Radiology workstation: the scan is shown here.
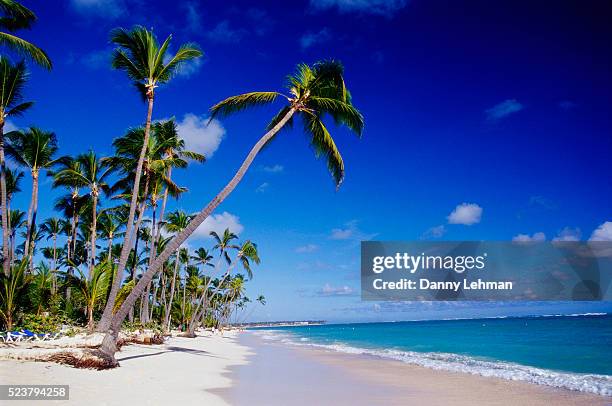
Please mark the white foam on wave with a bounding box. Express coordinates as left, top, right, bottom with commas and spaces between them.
252, 330, 612, 396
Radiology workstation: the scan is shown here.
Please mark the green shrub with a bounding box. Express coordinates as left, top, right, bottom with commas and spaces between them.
16, 314, 64, 333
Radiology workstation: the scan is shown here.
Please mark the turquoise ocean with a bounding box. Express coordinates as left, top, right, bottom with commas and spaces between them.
253, 313, 612, 396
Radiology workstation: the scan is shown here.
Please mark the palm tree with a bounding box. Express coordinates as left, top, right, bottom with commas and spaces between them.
39, 217, 61, 291
5, 127, 59, 263
29, 261, 52, 315
0, 56, 32, 275
0, 1, 51, 69
161, 209, 192, 331
191, 247, 214, 269
148, 119, 203, 274
65, 262, 112, 331
3, 167, 22, 265
100, 60, 363, 361
5, 208, 23, 261
53, 151, 111, 277
50, 158, 86, 263
210, 229, 239, 268
98, 27, 202, 333
0, 257, 28, 329
97, 211, 123, 262
187, 237, 251, 335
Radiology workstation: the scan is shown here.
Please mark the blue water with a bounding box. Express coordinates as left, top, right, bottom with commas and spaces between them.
254, 314, 612, 396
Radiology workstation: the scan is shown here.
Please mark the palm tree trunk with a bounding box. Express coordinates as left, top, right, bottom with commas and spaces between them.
89, 192, 98, 279
98, 95, 155, 332
52, 235, 57, 294
24, 169, 38, 263
150, 165, 170, 265
0, 122, 10, 276
163, 251, 180, 332
107, 238, 113, 263
100, 108, 296, 360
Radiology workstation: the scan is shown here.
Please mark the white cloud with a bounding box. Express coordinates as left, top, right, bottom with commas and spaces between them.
309, 0, 408, 16
206, 21, 245, 43
330, 220, 377, 240
81, 49, 110, 69
317, 283, 354, 296
190, 211, 244, 240
300, 28, 331, 49
447, 203, 482, 225
485, 99, 524, 121
552, 227, 581, 242
255, 182, 269, 193
589, 221, 612, 241
175, 114, 225, 158
260, 164, 284, 173
295, 244, 319, 253
175, 57, 203, 78
422, 225, 446, 239
184, 2, 202, 32
70, 0, 126, 18
4, 119, 18, 132
512, 232, 546, 242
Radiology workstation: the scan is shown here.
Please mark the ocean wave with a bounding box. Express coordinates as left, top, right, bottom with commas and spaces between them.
253, 330, 612, 396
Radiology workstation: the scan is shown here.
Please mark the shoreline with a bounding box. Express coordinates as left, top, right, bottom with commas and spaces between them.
1, 330, 609, 405
221, 331, 610, 405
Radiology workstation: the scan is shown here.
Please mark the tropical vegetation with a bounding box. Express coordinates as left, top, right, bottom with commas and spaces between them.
0, 0, 364, 368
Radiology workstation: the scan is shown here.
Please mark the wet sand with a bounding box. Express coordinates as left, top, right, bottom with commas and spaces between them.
220, 332, 609, 406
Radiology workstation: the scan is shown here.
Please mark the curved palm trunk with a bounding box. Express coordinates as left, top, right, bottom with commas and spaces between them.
99, 108, 296, 361
89, 192, 98, 279
98, 95, 155, 332
0, 122, 10, 276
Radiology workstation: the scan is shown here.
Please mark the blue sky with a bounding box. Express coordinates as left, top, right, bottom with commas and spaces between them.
5, 0, 612, 322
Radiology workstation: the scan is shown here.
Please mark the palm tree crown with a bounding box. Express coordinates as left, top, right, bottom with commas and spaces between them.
5, 127, 58, 172
210, 60, 364, 186
0, 0, 51, 69
0, 56, 32, 124
110, 25, 202, 100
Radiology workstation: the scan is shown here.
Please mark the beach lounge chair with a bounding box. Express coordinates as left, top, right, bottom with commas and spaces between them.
2, 331, 29, 342
20, 329, 61, 341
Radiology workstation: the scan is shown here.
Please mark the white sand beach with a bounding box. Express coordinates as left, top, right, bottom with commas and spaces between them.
0, 331, 250, 405
1, 331, 609, 406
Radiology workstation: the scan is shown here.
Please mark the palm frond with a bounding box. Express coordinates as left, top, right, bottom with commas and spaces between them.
0, 32, 51, 69
303, 113, 345, 187
209, 92, 280, 119
308, 96, 364, 136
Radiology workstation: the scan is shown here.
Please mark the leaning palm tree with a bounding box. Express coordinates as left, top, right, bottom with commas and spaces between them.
53, 151, 111, 277
0, 56, 31, 275
5, 127, 59, 262
99, 60, 363, 361
0, 0, 51, 69
97, 27, 202, 332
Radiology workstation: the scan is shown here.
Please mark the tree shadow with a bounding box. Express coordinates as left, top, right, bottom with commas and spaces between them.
116, 345, 220, 362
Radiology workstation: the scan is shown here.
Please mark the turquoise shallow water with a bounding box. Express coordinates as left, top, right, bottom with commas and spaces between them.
254, 314, 612, 396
